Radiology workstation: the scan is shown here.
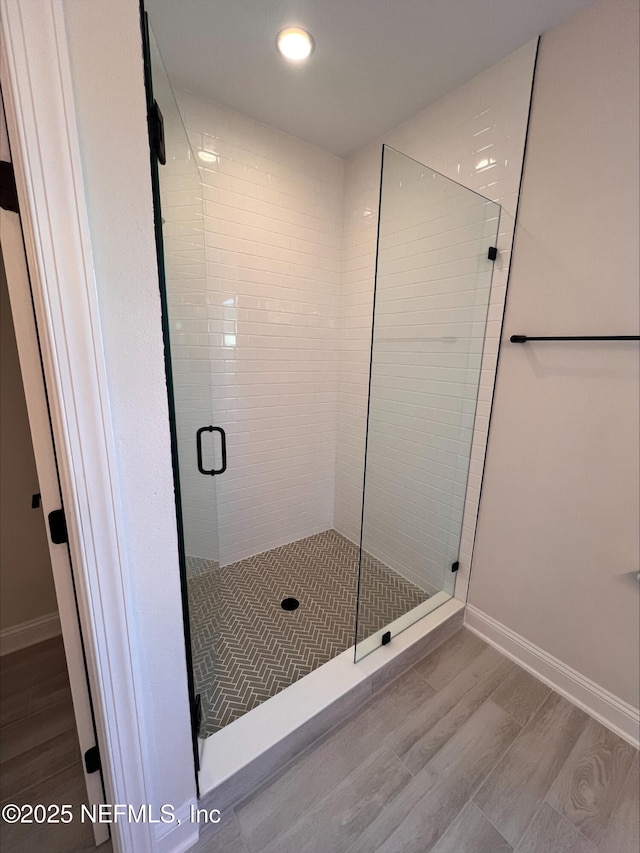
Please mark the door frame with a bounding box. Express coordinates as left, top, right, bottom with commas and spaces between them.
0, 205, 109, 847
1, 2, 163, 851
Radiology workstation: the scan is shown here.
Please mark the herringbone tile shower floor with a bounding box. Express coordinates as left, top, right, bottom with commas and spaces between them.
187, 530, 428, 735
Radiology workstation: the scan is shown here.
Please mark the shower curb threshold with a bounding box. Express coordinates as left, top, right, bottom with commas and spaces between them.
197, 597, 464, 811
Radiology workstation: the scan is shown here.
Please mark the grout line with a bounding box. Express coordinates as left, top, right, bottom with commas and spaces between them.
230, 807, 252, 853
541, 803, 599, 852
472, 791, 516, 853
409, 662, 434, 687
464, 698, 524, 805
485, 661, 549, 728
388, 745, 417, 779
471, 692, 553, 803
0, 694, 75, 738
466, 799, 515, 851
479, 693, 590, 849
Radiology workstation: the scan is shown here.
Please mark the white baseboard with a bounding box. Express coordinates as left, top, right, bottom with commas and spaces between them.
0, 611, 61, 656
465, 605, 639, 749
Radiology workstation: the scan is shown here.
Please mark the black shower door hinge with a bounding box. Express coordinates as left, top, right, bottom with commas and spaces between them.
451, 561, 460, 573
48, 508, 68, 545
487, 246, 497, 261
0, 161, 19, 213
149, 100, 166, 165
84, 745, 101, 774
192, 693, 202, 738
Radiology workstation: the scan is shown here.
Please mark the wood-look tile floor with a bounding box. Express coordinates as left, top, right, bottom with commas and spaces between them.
0, 637, 111, 852
193, 629, 639, 853
3, 632, 637, 852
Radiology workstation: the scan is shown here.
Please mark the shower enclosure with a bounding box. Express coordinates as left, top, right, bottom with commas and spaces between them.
146, 23, 500, 744
356, 147, 500, 659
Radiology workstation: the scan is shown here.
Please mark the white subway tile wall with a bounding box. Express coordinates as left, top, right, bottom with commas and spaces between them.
161, 40, 537, 591
335, 42, 538, 602
157, 68, 221, 563
169, 92, 344, 566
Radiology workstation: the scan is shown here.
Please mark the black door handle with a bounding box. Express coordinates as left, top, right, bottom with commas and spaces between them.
196, 426, 227, 476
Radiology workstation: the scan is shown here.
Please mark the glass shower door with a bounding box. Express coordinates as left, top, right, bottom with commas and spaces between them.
147, 25, 222, 739
355, 146, 500, 659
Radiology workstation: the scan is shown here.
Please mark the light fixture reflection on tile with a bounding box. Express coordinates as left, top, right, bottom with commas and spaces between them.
475, 157, 496, 172
198, 150, 219, 163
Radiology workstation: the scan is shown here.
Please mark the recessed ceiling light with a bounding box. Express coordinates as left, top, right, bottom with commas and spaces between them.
276, 27, 314, 62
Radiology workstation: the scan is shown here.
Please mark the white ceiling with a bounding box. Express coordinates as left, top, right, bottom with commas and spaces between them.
146, 0, 594, 157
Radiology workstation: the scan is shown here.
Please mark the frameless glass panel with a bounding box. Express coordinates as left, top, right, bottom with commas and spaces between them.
355, 145, 500, 660
149, 30, 221, 734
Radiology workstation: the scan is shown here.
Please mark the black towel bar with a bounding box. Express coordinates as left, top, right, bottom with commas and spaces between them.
510, 335, 640, 343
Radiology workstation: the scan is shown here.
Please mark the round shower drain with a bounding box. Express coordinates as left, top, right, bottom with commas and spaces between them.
280, 597, 300, 611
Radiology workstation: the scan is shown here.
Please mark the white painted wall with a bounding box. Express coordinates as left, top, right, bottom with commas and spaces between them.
168, 90, 344, 567
469, 0, 639, 711
335, 42, 538, 603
